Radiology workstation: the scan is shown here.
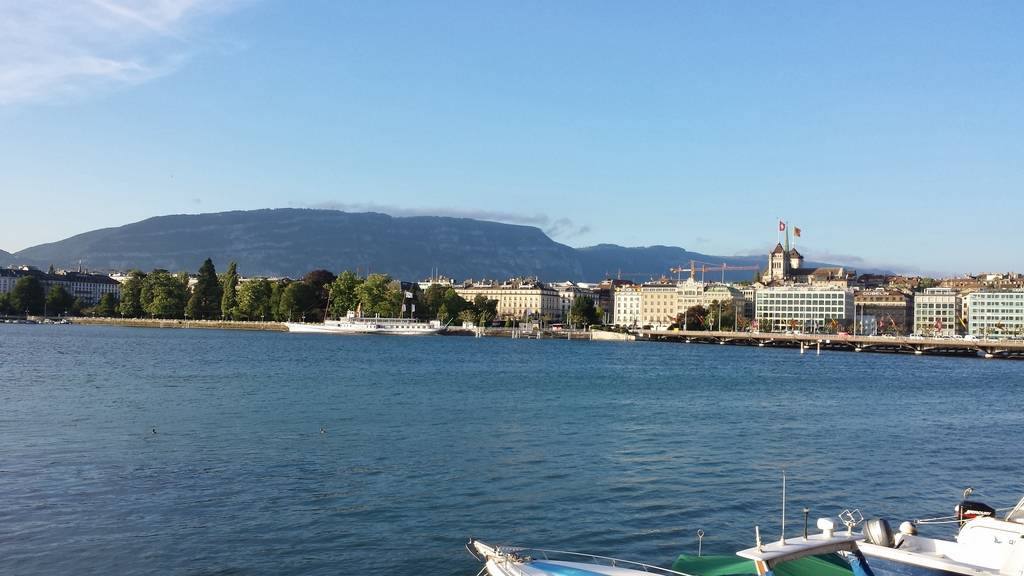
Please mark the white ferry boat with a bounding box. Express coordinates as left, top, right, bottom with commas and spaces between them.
284, 310, 445, 336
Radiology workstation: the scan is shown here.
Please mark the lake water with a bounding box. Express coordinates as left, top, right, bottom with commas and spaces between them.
1, 324, 1022, 575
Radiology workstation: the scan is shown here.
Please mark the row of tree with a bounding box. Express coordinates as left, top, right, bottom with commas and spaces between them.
2, 260, 606, 327
108, 260, 505, 324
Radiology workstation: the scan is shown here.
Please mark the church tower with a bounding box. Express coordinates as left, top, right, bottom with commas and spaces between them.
788, 247, 804, 271
766, 243, 789, 282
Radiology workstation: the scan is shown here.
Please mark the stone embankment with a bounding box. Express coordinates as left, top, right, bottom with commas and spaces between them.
72, 317, 287, 331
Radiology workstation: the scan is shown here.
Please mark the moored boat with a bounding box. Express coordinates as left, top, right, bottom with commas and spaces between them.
737, 490, 1024, 576
467, 539, 693, 576
284, 310, 445, 335
468, 488, 1024, 576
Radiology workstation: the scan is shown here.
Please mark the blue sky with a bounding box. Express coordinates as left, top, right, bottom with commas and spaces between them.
1, 1, 1021, 276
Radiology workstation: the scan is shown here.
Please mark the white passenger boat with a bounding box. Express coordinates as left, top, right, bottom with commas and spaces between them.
284, 310, 445, 335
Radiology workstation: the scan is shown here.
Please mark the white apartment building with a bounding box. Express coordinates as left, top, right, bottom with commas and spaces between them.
613, 284, 642, 328
755, 286, 854, 333
966, 290, 1024, 339
913, 287, 962, 337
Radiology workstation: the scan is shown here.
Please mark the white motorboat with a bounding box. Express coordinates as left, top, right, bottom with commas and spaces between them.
470, 489, 1024, 576
736, 490, 1024, 576
285, 311, 445, 335
467, 539, 694, 576
851, 492, 1024, 576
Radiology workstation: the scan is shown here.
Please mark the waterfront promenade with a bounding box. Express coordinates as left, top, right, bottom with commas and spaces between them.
640, 329, 1024, 359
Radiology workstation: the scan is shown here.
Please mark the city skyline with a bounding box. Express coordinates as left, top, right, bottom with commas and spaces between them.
2, 1, 1022, 276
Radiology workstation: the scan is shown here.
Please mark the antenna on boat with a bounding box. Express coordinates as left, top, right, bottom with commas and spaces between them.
779, 469, 787, 543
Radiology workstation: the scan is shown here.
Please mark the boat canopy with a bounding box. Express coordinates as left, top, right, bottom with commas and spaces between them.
673, 553, 852, 576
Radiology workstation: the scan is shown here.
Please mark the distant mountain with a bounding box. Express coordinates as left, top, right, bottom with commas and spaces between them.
12, 208, 865, 281
15, 209, 584, 280
0, 249, 15, 267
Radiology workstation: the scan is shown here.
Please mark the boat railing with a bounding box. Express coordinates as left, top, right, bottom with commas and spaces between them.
1006, 496, 1024, 523
493, 546, 694, 576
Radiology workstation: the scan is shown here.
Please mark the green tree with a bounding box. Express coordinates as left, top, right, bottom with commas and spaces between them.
303, 269, 336, 313
220, 262, 239, 320
269, 280, 287, 321
472, 294, 498, 326
417, 283, 447, 320
0, 292, 11, 315
11, 275, 45, 315
46, 284, 75, 316
237, 278, 273, 321
327, 270, 363, 318
141, 269, 188, 318
279, 281, 318, 321
703, 300, 736, 331
682, 305, 709, 330
95, 293, 119, 317
117, 270, 146, 318
186, 258, 221, 320
438, 287, 470, 322
357, 274, 402, 317
457, 308, 477, 325
568, 295, 599, 328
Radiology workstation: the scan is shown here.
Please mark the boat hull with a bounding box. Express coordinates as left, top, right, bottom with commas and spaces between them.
469, 540, 688, 576
283, 321, 444, 336
852, 554, 968, 576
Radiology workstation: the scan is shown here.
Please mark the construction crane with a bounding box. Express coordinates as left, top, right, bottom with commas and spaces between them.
671, 260, 761, 283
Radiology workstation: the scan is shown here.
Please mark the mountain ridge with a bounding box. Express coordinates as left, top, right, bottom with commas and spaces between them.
11, 208, 864, 281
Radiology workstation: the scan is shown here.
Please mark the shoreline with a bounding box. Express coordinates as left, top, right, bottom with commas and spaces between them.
17, 318, 1023, 359
69, 317, 288, 331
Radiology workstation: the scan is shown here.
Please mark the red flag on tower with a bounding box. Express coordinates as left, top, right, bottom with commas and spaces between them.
794, 227, 802, 237
778, 220, 786, 232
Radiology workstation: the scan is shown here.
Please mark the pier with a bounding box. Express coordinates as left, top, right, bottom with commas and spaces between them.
638, 329, 1024, 359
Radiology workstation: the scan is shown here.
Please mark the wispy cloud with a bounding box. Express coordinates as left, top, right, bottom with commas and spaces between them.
300, 201, 592, 240
0, 0, 244, 105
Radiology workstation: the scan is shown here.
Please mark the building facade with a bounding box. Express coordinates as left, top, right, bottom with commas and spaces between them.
454, 278, 561, 321
912, 287, 962, 337
855, 289, 913, 335
550, 281, 595, 325
754, 286, 854, 333
612, 284, 642, 328
1, 267, 120, 307
639, 282, 677, 329
966, 291, 1024, 339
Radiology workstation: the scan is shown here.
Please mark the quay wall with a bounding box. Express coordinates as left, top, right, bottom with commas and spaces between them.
71, 317, 287, 331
